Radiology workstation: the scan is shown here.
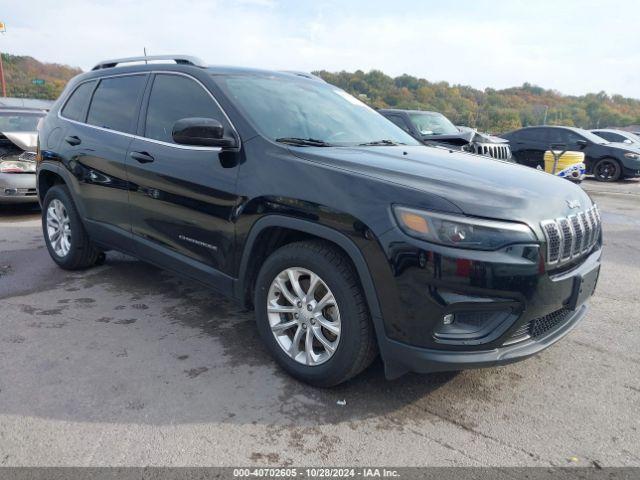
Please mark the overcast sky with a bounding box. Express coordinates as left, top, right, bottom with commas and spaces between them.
2, 0, 640, 98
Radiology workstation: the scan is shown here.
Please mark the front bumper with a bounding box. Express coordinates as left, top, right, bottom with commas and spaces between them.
0, 173, 38, 204
383, 304, 587, 377
374, 228, 601, 378
622, 166, 640, 178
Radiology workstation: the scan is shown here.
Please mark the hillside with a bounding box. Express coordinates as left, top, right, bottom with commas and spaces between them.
1, 53, 81, 100
315, 70, 640, 133
2, 53, 639, 133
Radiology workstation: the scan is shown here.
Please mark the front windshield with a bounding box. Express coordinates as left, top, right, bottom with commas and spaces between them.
627, 132, 640, 143
409, 112, 459, 135
214, 74, 420, 146
0, 111, 44, 132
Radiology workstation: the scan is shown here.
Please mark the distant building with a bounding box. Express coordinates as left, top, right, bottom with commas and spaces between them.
0, 97, 54, 110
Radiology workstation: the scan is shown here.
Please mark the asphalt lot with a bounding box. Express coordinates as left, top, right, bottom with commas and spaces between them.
0, 177, 639, 467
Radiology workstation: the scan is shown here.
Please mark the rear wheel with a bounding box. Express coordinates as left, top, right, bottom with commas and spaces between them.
593, 158, 621, 182
254, 240, 377, 387
42, 185, 103, 270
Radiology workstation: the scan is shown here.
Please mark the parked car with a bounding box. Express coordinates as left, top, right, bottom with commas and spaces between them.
591, 128, 640, 147
37, 55, 602, 386
379, 109, 512, 160
502, 126, 640, 182
0, 107, 46, 204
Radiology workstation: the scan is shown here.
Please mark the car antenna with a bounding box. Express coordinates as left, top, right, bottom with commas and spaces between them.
143, 47, 148, 64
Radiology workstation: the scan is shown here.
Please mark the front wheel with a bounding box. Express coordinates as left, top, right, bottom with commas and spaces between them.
254, 241, 377, 387
593, 158, 621, 182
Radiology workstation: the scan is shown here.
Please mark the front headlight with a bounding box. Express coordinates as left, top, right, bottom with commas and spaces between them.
624, 152, 640, 159
393, 206, 537, 250
0, 159, 36, 173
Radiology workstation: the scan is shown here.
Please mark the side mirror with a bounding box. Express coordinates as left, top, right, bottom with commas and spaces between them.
172, 117, 236, 147
576, 139, 588, 149
623, 139, 633, 144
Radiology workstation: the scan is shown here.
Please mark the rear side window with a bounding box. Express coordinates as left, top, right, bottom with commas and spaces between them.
595, 131, 623, 142
144, 74, 226, 144
61, 81, 96, 122
87, 75, 147, 133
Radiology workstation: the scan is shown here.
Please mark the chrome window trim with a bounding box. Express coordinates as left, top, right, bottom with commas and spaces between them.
58, 70, 240, 152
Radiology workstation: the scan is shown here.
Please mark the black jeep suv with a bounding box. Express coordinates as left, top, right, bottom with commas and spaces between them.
37, 55, 602, 386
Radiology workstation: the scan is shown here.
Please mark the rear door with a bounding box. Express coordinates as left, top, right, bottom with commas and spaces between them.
511, 128, 549, 168
126, 72, 240, 285
59, 74, 148, 251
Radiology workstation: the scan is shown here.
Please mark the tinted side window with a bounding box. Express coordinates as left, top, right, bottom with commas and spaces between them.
547, 129, 583, 145
597, 131, 623, 142
519, 128, 548, 142
87, 75, 147, 133
61, 81, 96, 122
145, 74, 225, 143
386, 115, 411, 133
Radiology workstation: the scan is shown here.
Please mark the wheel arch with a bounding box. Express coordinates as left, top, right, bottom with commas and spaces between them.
37, 162, 87, 217
593, 156, 622, 180
235, 215, 384, 324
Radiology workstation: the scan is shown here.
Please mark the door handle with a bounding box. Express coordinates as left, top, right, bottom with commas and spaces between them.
64, 135, 82, 146
130, 151, 155, 164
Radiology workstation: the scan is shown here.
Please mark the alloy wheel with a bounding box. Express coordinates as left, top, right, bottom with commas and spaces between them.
266, 267, 341, 366
596, 160, 618, 181
46, 199, 72, 257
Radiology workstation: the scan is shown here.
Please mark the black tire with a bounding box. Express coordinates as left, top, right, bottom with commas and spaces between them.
593, 158, 622, 182
42, 185, 102, 270
254, 240, 377, 387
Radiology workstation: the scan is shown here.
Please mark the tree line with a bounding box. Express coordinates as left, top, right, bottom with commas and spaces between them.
3, 54, 639, 134
314, 69, 640, 133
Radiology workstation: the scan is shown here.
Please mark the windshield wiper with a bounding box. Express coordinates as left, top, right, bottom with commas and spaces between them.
276, 137, 333, 147
359, 139, 404, 146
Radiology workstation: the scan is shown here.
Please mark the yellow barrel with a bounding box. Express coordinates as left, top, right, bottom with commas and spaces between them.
544, 150, 586, 174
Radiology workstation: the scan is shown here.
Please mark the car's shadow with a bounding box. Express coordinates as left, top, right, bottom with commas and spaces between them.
1, 252, 476, 428
0, 203, 41, 217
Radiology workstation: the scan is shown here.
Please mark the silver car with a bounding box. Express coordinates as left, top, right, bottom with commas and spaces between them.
0, 108, 45, 204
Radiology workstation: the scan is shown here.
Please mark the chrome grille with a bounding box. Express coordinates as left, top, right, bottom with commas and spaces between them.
570, 215, 584, 256
541, 205, 601, 266
473, 143, 511, 160
557, 218, 573, 260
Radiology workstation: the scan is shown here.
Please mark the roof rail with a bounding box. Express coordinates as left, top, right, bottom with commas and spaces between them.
92, 55, 207, 71
280, 71, 326, 83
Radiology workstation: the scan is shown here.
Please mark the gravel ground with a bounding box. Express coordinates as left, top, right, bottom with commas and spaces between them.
0, 177, 638, 467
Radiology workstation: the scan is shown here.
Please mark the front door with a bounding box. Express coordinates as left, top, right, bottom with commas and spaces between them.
126, 73, 240, 286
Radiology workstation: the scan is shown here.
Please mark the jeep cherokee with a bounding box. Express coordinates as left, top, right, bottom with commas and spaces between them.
36, 55, 602, 386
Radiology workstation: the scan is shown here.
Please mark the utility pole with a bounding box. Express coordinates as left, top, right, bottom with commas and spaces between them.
0, 53, 6, 97
542, 105, 549, 125
0, 21, 6, 97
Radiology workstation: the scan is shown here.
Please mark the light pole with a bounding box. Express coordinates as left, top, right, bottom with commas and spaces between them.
0, 21, 6, 97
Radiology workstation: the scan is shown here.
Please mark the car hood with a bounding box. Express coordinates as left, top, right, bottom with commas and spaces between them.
291, 145, 593, 225
606, 141, 640, 153
1, 132, 37, 152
